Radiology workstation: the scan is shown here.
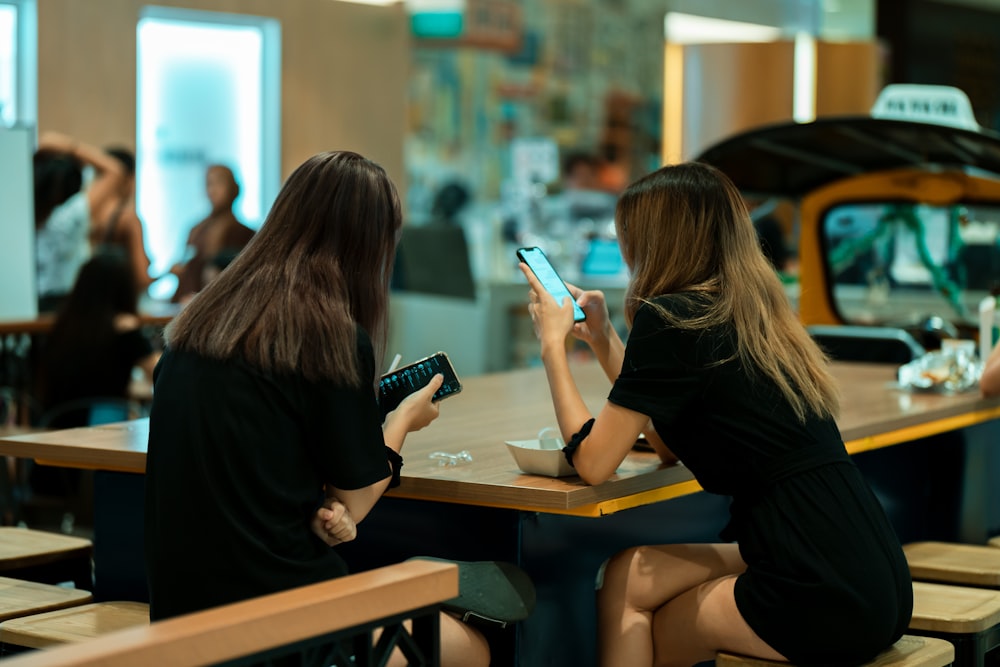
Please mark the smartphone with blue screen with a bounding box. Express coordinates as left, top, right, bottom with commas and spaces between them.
516, 246, 586, 322
378, 352, 462, 420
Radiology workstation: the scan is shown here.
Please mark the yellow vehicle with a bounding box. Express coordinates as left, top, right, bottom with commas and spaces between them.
698, 114, 1000, 351
698, 107, 1000, 546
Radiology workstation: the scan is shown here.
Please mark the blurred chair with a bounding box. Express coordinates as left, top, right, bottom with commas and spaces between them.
807, 325, 926, 364
390, 224, 487, 378
393, 224, 476, 300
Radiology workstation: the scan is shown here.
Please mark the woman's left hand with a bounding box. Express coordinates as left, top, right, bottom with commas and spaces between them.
520, 263, 576, 350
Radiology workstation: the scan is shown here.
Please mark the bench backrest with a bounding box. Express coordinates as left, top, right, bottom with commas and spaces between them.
0, 559, 458, 667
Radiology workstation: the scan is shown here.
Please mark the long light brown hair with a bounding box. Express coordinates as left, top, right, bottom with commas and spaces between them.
615, 161, 839, 420
166, 151, 401, 386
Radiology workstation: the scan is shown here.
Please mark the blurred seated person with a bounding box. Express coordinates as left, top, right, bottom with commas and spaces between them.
91, 146, 154, 295
392, 182, 476, 299
36, 248, 160, 427
28, 249, 160, 528
542, 151, 618, 229
595, 143, 629, 195
171, 164, 255, 303
561, 151, 601, 192
34, 132, 126, 312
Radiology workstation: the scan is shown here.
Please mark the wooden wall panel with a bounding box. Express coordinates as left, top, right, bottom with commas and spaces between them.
680, 41, 795, 161
816, 41, 883, 117
36, 0, 409, 186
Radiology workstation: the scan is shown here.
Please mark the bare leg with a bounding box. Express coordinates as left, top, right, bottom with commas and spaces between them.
385, 612, 490, 667
652, 575, 786, 667
597, 543, 773, 667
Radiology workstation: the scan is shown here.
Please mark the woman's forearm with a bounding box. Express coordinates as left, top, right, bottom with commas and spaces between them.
540, 340, 593, 443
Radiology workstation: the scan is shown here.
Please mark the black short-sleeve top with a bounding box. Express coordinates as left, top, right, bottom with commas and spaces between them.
607, 294, 847, 499
608, 295, 912, 665
144, 327, 390, 621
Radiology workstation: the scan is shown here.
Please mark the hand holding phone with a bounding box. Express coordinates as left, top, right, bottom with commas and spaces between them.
378, 352, 462, 420
516, 246, 586, 322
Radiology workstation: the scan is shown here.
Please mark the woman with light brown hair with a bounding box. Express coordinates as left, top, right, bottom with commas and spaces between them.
145, 151, 525, 667
521, 162, 911, 667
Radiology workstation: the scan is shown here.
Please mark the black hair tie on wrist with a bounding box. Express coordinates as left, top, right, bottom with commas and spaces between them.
385, 446, 403, 488
562, 418, 595, 468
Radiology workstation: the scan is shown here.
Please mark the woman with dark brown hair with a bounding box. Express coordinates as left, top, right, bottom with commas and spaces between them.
521, 162, 911, 667
145, 152, 510, 666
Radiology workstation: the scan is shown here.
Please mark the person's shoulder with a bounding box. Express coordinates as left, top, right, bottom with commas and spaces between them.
54, 191, 89, 217
668, 292, 715, 313
631, 293, 714, 335
42, 192, 90, 231
640, 293, 703, 317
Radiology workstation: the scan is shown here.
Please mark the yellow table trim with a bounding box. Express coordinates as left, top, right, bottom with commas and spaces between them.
844, 405, 1000, 455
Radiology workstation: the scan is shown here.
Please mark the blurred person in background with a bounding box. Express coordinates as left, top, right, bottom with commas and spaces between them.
171, 164, 255, 304
33, 132, 125, 312
28, 248, 160, 530
92, 146, 154, 295
35, 247, 159, 427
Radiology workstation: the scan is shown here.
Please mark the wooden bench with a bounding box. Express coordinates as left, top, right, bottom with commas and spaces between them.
0, 559, 458, 667
909, 581, 1000, 667
904, 542, 1000, 588
716, 634, 955, 667
0, 577, 92, 622
0, 528, 92, 591
0, 601, 149, 652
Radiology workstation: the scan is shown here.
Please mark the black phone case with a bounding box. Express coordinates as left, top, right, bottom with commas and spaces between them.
378, 352, 462, 419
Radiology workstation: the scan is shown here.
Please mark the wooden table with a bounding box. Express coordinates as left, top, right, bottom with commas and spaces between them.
0, 306, 179, 336
2, 362, 998, 514
1, 362, 998, 667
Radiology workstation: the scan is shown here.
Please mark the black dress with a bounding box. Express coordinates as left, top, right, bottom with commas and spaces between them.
607, 295, 912, 667
144, 328, 391, 622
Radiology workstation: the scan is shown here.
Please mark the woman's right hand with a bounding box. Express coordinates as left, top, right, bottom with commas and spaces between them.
312, 497, 357, 546
564, 281, 613, 347
388, 374, 444, 433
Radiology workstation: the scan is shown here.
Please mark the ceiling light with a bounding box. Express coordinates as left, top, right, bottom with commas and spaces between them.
664, 12, 782, 44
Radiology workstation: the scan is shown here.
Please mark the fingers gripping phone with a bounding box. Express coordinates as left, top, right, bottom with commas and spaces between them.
516, 246, 586, 322
378, 352, 462, 420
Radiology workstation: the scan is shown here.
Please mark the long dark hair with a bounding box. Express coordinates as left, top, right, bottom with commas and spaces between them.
166, 151, 402, 385
33, 150, 83, 228
615, 162, 839, 421
39, 249, 139, 406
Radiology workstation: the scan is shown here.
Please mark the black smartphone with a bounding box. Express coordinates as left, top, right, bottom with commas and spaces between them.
516, 246, 586, 322
378, 352, 462, 419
